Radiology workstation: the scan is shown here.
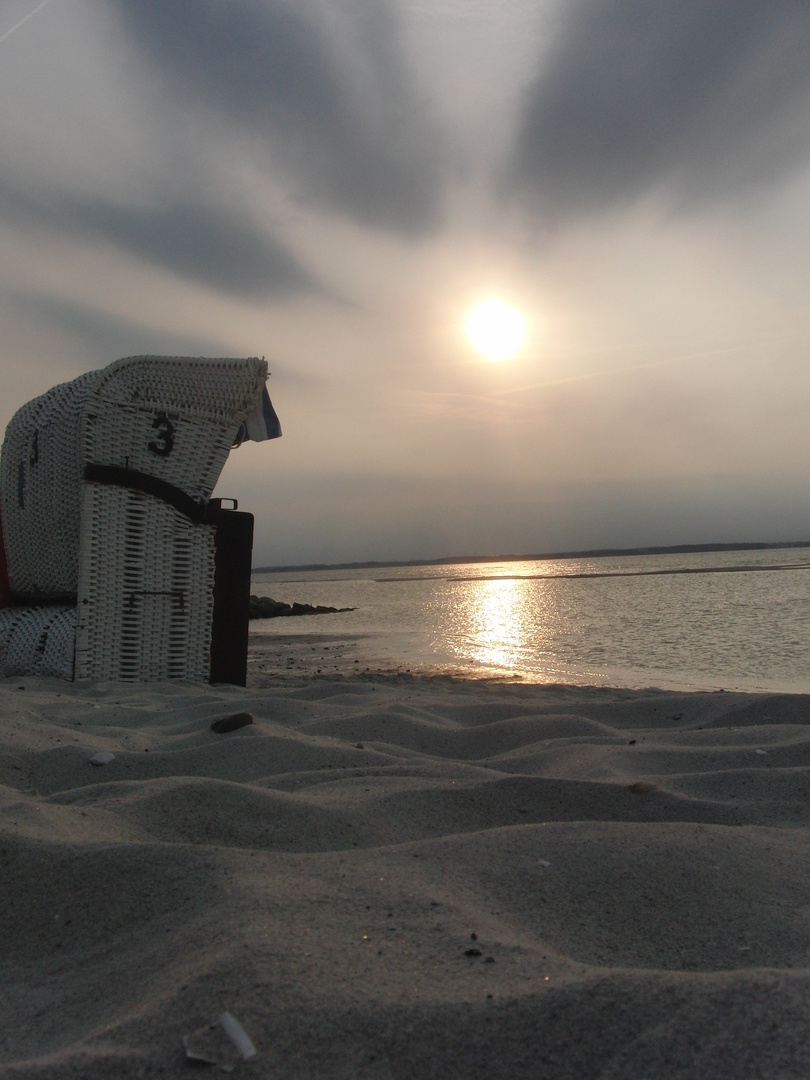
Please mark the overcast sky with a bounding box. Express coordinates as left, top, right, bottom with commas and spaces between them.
3, 0, 810, 565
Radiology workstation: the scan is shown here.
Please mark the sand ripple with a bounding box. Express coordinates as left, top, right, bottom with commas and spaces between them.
2, 670, 810, 1077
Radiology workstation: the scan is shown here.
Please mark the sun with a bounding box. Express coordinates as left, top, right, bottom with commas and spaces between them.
465, 299, 526, 361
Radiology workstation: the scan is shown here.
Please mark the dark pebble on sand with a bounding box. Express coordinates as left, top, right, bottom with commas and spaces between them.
465, 948, 483, 957
211, 712, 254, 734
627, 781, 656, 794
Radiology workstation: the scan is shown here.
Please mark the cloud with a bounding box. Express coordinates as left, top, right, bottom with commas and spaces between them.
0, 179, 319, 299
510, 0, 810, 216
9, 292, 240, 364
109, 0, 446, 235
61, 197, 320, 299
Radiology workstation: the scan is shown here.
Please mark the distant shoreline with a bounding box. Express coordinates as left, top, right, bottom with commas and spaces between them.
253, 539, 810, 575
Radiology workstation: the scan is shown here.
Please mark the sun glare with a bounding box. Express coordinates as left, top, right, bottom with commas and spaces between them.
465, 299, 526, 361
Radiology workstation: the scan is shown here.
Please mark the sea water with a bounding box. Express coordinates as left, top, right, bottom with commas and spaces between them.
251, 547, 810, 693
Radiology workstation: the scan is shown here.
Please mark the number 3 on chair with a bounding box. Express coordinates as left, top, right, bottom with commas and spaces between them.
148, 412, 175, 457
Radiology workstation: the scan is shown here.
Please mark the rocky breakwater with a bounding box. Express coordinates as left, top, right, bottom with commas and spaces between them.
249, 595, 356, 619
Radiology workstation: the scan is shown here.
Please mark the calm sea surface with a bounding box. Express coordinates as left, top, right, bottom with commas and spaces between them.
251, 548, 810, 693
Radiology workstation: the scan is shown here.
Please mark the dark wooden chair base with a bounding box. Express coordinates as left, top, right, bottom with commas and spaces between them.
209, 507, 254, 686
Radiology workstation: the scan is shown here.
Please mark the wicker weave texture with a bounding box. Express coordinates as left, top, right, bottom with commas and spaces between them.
0, 372, 97, 600
0, 606, 76, 679
0, 356, 267, 604
84, 356, 268, 503
75, 484, 216, 681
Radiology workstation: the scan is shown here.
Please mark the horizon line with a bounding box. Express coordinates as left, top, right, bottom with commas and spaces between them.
253, 539, 810, 575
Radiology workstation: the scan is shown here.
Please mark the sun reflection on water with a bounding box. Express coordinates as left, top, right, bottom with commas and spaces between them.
255, 548, 810, 692
434, 575, 568, 676
463, 577, 526, 668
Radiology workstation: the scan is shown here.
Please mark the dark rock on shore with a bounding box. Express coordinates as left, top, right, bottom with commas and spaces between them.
249, 595, 356, 620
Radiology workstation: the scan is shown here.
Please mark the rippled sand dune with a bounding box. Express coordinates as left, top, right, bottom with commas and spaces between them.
2, 639, 810, 1077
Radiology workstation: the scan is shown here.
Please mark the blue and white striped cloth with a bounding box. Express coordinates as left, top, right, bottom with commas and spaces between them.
236, 386, 282, 444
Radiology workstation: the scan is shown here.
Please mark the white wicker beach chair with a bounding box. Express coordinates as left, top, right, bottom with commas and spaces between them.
0, 355, 276, 682
0, 370, 97, 602
0, 605, 76, 680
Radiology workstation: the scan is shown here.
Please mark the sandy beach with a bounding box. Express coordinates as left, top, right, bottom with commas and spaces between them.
2, 630, 810, 1077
